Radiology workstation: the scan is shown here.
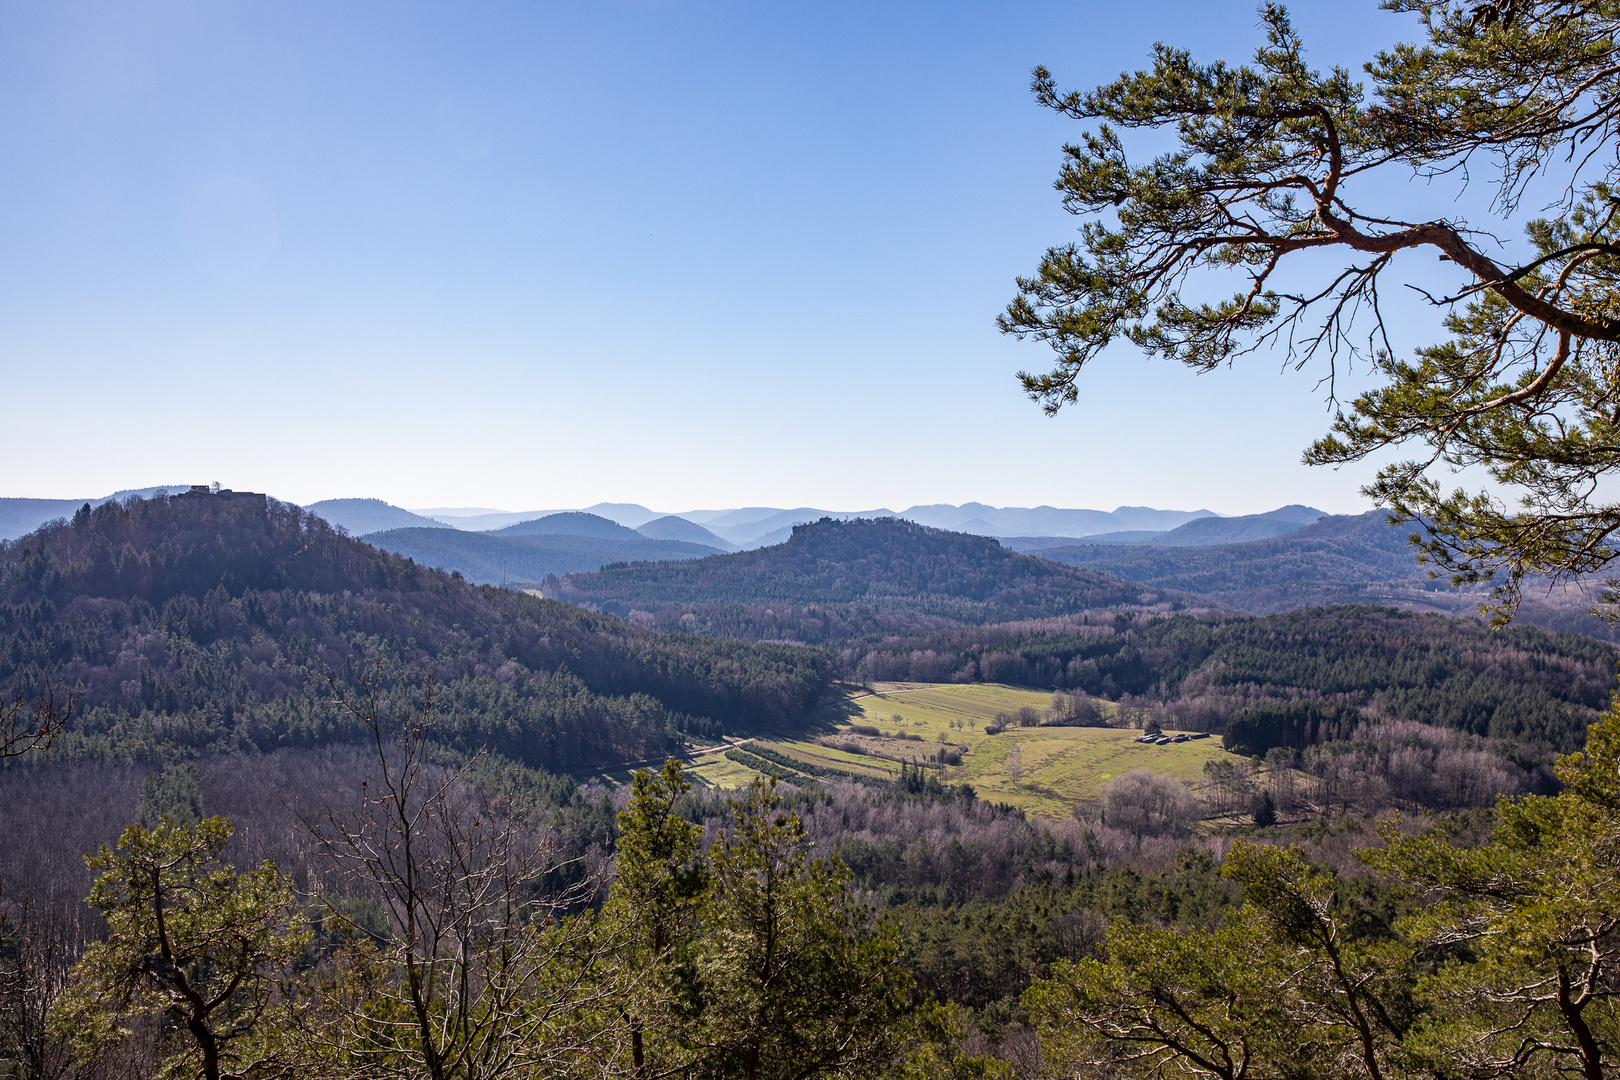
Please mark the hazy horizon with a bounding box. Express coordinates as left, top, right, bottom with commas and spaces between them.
0, 487, 1311, 521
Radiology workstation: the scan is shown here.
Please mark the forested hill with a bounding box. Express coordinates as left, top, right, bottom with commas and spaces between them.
0, 494, 830, 771
1034, 511, 1619, 641
549, 517, 1198, 631
365, 526, 724, 586
1033, 512, 1431, 605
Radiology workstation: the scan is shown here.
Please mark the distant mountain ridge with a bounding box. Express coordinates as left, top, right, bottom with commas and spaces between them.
7, 491, 1254, 545
1152, 504, 1324, 545
364, 526, 723, 586
894, 503, 1216, 538
7, 488, 1337, 559
395, 500, 1228, 546
414, 502, 667, 531
1032, 512, 1440, 607
1093, 504, 1324, 547
1002, 505, 1327, 551
700, 507, 899, 548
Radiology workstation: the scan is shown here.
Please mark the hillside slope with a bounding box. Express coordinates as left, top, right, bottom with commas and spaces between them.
365, 526, 722, 585
548, 517, 1206, 638
0, 494, 828, 771
637, 514, 737, 551
1, 486, 186, 541
307, 497, 450, 535
498, 512, 644, 540
1146, 504, 1324, 546
1034, 511, 1619, 641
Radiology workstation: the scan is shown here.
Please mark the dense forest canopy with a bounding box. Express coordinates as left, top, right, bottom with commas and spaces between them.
0, 493, 829, 771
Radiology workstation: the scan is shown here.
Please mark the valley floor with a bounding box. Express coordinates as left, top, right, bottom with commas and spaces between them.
646, 682, 1231, 819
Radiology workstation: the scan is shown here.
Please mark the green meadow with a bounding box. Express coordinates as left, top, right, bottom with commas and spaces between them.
684, 752, 765, 790
685, 682, 1231, 820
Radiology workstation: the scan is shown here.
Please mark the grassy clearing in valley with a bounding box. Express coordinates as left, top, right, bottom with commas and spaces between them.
591, 682, 1233, 817
756, 739, 900, 781
685, 753, 769, 789
847, 683, 1229, 818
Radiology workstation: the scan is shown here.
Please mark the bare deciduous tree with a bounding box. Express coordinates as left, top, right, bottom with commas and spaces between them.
1102, 770, 1199, 837
0, 679, 74, 761
301, 666, 619, 1080
0, 895, 80, 1080
1203, 757, 1255, 816
1047, 691, 1104, 727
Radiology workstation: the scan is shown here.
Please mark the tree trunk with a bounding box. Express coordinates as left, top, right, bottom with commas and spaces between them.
1556, 965, 1605, 1080
188, 1019, 220, 1080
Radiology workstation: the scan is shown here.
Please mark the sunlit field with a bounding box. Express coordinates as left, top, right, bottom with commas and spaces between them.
682, 682, 1231, 819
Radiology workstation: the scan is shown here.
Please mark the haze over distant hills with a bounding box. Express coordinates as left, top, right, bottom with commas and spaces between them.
0, 486, 187, 541
635, 515, 738, 551
365, 521, 725, 586
1035, 510, 1620, 642
393, 501, 1227, 548
1003, 505, 1327, 550
3, 491, 1261, 547
305, 498, 450, 535
499, 512, 647, 541
411, 502, 672, 532
896, 503, 1215, 537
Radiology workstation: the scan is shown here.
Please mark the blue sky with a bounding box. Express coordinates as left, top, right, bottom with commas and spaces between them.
2, 1, 1461, 514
